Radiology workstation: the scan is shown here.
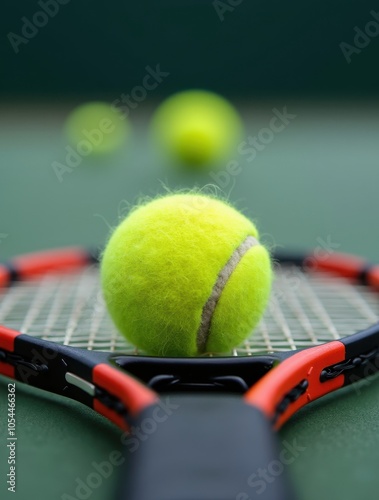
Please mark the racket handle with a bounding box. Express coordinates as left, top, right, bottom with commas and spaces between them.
119, 395, 297, 500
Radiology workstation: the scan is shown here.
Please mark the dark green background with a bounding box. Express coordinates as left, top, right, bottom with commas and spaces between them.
1, 1, 379, 499
2, 0, 379, 98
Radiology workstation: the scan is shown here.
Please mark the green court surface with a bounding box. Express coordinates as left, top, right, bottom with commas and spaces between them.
1, 101, 379, 500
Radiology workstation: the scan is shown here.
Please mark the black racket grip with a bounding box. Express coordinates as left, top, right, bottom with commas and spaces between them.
119, 395, 298, 500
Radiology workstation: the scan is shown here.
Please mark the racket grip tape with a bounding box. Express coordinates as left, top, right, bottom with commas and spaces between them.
119, 395, 297, 500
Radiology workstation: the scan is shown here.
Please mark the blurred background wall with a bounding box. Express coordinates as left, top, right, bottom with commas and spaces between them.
2, 0, 379, 100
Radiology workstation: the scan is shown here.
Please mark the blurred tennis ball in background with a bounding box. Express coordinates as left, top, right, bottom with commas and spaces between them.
65, 102, 130, 156
101, 193, 272, 357
151, 90, 243, 168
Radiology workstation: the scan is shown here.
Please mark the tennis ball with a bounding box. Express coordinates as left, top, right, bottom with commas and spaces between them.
151, 90, 243, 168
101, 194, 272, 357
65, 101, 130, 155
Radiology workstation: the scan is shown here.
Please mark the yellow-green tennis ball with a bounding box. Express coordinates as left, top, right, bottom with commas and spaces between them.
65, 101, 130, 155
151, 90, 243, 168
101, 194, 272, 357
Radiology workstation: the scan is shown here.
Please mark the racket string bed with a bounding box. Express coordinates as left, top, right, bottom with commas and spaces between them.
0, 267, 128, 352
1, 264, 379, 355
242, 268, 379, 355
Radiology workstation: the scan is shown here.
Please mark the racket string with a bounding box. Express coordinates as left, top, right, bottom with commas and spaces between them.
0, 265, 378, 354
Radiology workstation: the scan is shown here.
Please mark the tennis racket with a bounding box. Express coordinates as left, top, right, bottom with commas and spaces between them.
1, 247, 379, 500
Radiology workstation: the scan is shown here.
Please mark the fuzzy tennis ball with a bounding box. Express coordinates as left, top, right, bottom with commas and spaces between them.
151, 90, 243, 168
65, 101, 130, 155
101, 194, 272, 356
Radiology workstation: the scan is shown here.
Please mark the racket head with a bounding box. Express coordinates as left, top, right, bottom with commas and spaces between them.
1, 246, 379, 428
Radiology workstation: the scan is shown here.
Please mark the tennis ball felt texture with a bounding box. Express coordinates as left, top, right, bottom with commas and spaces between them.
151, 90, 243, 168
101, 194, 272, 356
65, 101, 130, 155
